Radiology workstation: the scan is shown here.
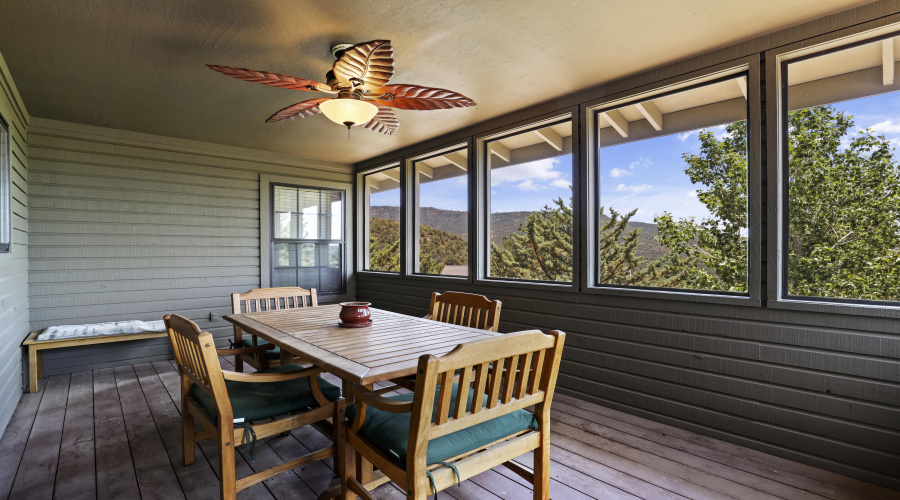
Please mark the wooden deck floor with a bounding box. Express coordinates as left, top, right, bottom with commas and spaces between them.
1, 358, 898, 500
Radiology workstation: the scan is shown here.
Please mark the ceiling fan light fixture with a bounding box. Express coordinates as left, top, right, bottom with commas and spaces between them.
319, 93, 378, 128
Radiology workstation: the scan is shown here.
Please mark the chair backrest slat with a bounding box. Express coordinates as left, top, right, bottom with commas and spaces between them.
428, 292, 501, 332
471, 362, 489, 415
232, 287, 319, 315
454, 366, 473, 420
407, 330, 565, 471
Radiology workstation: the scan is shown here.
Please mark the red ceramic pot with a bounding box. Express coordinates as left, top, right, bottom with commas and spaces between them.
338, 302, 372, 327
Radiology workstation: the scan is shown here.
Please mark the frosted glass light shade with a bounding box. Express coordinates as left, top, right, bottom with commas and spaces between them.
319, 98, 378, 127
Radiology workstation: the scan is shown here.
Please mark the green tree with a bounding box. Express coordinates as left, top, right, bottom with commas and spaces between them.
490, 197, 658, 284
653, 120, 749, 292
655, 105, 900, 301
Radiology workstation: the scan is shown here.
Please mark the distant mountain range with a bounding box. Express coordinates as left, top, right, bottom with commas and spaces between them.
370, 205, 666, 260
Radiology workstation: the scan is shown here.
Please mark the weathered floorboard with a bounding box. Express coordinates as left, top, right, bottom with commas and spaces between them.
2, 363, 898, 500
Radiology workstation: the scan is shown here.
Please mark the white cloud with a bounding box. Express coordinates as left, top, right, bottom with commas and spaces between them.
491, 158, 562, 187
687, 190, 698, 198
550, 179, 571, 188
628, 157, 653, 170
679, 130, 699, 142
616, 183, 653, 193
610, 168, 632, 178
516, 180, 541, 191
868, 119, 900, 134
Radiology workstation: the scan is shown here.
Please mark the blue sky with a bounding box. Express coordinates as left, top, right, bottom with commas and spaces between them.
371, 90, 900, 223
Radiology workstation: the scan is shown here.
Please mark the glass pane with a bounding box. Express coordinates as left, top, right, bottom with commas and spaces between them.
273, 242, 343, 293
273, 185, 299, 239
596, 76, 749, 292
487, 122, 574, 282
271, 184, 345, 295
413, 148, 469, 276
785, 37, 900, 302
365, 166, 401, 272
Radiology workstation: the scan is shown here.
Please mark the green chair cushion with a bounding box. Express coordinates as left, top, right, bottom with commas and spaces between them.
240, 338, 281, 360
191, 364, 341, 423
346, 383, 537, 465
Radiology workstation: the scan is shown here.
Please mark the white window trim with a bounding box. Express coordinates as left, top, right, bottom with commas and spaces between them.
260, 173, 355, 304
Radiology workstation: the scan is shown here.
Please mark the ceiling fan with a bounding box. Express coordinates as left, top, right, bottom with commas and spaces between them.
208, 40, 476, 136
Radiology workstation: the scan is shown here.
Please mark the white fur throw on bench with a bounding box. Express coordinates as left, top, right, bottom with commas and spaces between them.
37, 320, 167, 342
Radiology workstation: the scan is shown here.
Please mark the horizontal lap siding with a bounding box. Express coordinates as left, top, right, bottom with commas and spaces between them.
356, 271, 900, 489
0, 50, 29, 435
27, 118, 352, 376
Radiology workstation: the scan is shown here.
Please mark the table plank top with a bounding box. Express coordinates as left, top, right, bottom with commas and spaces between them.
224, 304, 499, 384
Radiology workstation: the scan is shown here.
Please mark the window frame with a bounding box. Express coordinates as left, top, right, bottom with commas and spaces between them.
259, 174, 354, 303
768, 25, 900, 317
404, 142, 472, 281
0, 113, 9, 254
582, 57, 762, 306
356, 162, 403, 277
472, 110, 580, 292
269, 182, 346, 295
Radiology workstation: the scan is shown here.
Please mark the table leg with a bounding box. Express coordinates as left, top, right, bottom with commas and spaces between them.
28, 346, 38, 393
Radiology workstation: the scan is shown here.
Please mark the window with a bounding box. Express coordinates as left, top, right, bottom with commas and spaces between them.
363, 165, 401, 272
593, 74, 750, 293
0, 115, 8, 253
411, 147, 469, 276
783, 35, 900, 303
271, 183, 344, 294
484, 119, 574, 283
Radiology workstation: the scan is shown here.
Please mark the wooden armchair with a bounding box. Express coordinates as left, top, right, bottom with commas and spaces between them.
426, 291, 502, 332
231, 287, 318, 371
164, 314, 341, 500
339, 329, 565, 500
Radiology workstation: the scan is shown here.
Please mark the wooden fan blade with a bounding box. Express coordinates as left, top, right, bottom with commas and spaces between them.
332, 40, 394, 91
362, 106, 399, 135
371, 84, 475, 110
207, 65, 333, 93
266, 98, 331, 122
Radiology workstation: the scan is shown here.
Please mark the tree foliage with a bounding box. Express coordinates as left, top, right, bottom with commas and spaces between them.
652, 120, 749, 292
655, 105, 900, 301
489, 197, 659, 285
368, 217, 468, 274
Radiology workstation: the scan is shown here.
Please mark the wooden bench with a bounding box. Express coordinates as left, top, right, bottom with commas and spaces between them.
22, 329, 168, 393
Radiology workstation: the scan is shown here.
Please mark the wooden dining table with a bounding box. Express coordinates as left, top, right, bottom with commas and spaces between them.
223, 304, 500, 385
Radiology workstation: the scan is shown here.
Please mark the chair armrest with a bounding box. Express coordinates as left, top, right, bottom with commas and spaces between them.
215, 344, 276, 356
350, 384, 413, 413
222, 366, 322, 383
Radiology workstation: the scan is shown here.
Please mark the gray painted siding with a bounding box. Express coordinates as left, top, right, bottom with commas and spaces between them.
27, 119, 352, 376
0, 51, 29, 435
356, 279, 900, 489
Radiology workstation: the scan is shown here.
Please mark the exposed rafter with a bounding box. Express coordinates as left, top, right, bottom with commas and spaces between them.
488, 142, 511, 162
443, 152, 468, 170
381, 169, 400, 182
601, 110, 629, 138
635, 101, 663, 131
735, 77, 748, 99
417, 164, 433, 178
884, 39, 895, 86
534, 127, 563, 151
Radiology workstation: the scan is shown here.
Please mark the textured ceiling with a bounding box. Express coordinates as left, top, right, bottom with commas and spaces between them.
0, 0, 875, 164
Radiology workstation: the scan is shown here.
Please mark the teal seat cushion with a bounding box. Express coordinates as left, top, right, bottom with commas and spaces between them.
191, 364, 341, 423
346, 383, 537, 465
240, 338, 281, 360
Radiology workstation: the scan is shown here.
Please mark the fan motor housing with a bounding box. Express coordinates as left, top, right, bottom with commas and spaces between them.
331, 43, 354, 60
